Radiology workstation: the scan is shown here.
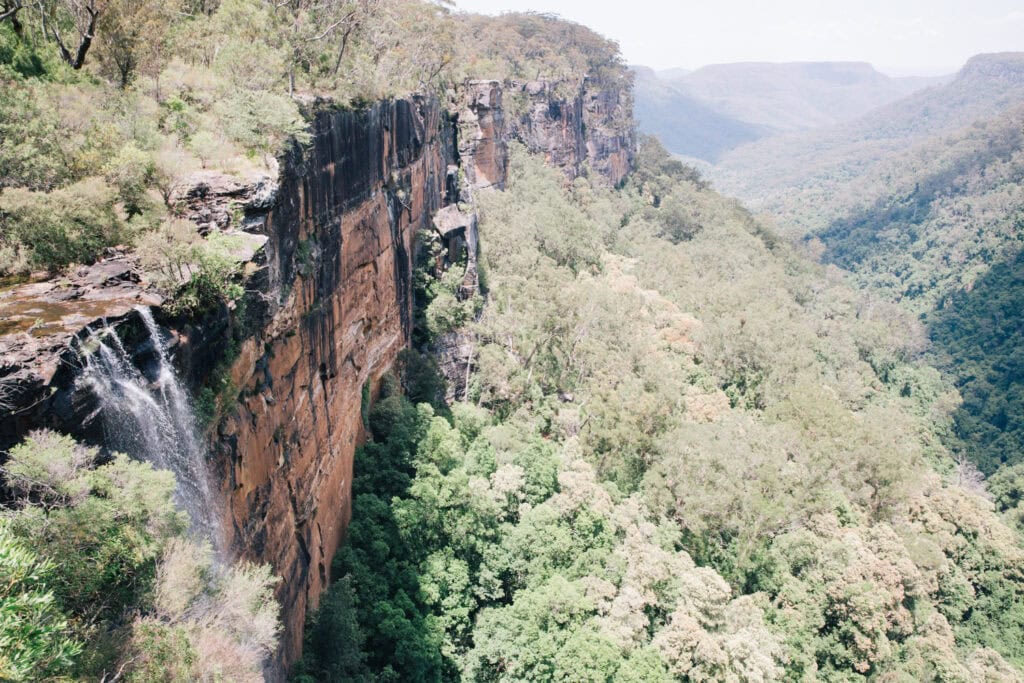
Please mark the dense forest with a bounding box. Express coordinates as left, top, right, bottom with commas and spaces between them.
929, 251, 1024, 475
665, 49, 1024, 552
805, 105, 1024, 478
296, 142, 1024, 681
3, 1, 1024, 681
714, 78, 1024, 487
0, 2, 623, 680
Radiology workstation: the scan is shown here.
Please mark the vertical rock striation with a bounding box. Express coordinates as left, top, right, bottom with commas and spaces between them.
210, 97, 455, 668
506, 74, 635, 185
456, 80, 509, 192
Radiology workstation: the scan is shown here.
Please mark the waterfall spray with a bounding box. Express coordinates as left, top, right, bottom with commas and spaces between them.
78, 306, 224, 551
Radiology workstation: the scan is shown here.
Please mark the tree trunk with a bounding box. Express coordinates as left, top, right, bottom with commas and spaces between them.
0, 2, 24, 36
50, 5, 99, 70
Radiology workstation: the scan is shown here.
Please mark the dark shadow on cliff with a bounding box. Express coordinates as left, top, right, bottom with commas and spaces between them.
927, 248, 1024, 475
293, 388, 456, 682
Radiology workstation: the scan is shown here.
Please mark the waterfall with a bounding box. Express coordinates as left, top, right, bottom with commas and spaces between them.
77, 306, 224, 551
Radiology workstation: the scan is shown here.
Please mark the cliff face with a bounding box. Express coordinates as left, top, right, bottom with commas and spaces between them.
507, 75, 634, 186
209, 98, 454, 665
457, 80, 509, 192
0, 75, 634, 675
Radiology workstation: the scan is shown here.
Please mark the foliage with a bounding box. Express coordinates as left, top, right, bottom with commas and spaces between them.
928, 249, 1024, 474
451, 12, 625, 92
298, 395, 442, 682
0, 431, 184, 678
0, 177, 124, 272
721, 96, 1024, 477
138, 223, 246, 316
123, 538, 281, 682
0, 430, 281, 680
0, 523, 81, 682
414, 227, 484, 344
300, 142, 1024, 680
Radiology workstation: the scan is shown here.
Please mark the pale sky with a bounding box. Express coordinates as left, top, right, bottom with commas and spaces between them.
453, 0, 1024, 76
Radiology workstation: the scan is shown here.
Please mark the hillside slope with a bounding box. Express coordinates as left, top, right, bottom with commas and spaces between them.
632, 66, 766, 162
802, 103, 1024, 477
711, 52, 1024, 230
296, 140, 1024, 682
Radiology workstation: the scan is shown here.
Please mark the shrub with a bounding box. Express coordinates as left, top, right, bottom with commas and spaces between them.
0, 178, 124, 273
138, 222, 246, 315
214, 89, 310, 161
123, 539, 280, 683
0, 523, 81, 682
104, 143, 156, 217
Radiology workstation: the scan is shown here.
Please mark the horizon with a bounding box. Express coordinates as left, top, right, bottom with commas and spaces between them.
453, 0, 1023, 77
634, 59, 967, 80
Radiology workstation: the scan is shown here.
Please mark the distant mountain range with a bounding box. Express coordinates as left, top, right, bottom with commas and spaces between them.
632, 60, 948, 162
708, 52, 1024, 231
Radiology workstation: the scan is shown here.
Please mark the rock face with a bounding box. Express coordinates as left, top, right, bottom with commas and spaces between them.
209, 97, 455, 669
582, 75, 635, 186
0, 75, 634, 677
456, 80, 509, 192
508, 75, 635, 185
171, 170, 280, 234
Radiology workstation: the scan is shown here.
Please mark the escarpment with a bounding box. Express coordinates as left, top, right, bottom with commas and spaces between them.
454, 73, 635, 191
507, 74, 635, 186
0, 75, 634, 675
209, 97, 455, 667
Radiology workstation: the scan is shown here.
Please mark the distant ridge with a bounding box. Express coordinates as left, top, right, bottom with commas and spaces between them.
631, 66, 765, 163
709, 51, 1024, 228
633, 60, 946, 161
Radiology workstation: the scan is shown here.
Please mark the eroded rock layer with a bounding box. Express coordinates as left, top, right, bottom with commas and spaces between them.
508, 75, 635, 185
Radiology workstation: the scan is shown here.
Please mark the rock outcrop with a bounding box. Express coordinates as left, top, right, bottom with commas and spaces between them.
0, 258, 163, 446
0, 74, 634, 677
207, 97, 455, 668
456, 80, 509, 192
507, 74, 635, 185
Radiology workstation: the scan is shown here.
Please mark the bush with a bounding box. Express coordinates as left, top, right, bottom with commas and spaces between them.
0, 524, 81, 682
0, 431, 185, 678
0, 178, 124, 273
123, 539, 281, 683
104, 143, 156, 217
214, 89, 310, 160
138, 222, 246, 315
3, 432, 185, 622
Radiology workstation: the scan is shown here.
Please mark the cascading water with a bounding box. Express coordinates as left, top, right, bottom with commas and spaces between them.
77, 306, 224, 551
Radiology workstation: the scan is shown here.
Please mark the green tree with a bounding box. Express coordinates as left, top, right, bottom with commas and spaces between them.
0, 523, 81, 682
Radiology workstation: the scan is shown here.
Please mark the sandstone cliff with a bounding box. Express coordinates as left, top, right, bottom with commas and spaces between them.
506, 74, 634, 186
0, 75, 634, 675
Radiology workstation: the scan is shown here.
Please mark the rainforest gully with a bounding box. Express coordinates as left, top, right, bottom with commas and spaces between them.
1, 1, 1023, 681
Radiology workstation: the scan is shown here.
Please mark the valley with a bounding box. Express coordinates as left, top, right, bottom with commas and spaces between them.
1, 3, 1023, 682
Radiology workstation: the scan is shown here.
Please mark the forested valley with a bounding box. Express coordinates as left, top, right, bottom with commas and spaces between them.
295, 138, 1024, 680
2, 1, 1024, 682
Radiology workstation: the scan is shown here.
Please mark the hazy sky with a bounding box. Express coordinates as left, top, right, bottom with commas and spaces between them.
453, 0, 1024, 75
